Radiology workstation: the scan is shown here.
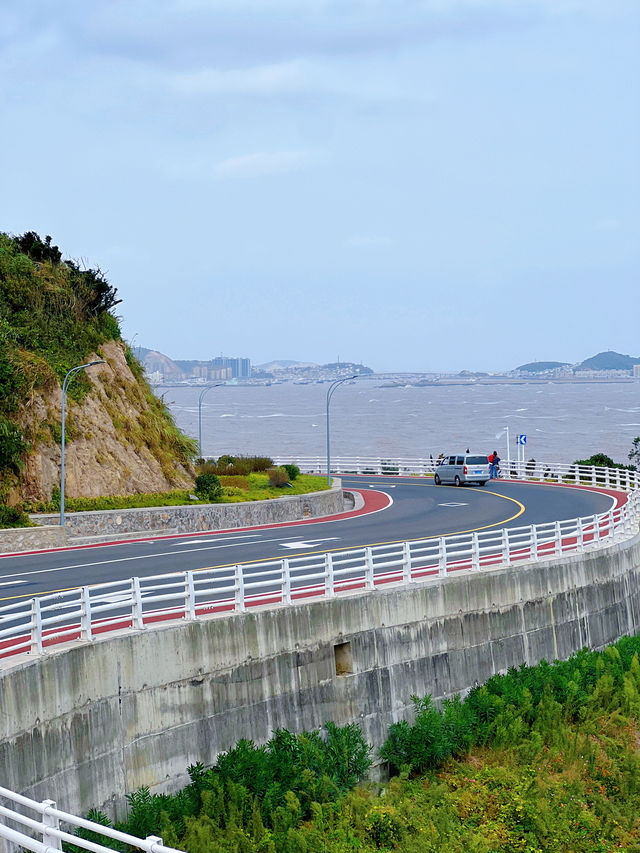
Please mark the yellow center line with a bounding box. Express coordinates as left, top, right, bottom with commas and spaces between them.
0, 487, 525, 602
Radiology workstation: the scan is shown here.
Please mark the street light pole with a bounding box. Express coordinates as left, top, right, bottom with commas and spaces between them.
326, 375, 357, 486
198, 384, 223, 458
505, 425, 511, 470
60, 360, 105, 527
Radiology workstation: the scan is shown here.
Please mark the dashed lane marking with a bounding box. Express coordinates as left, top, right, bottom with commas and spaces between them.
281, 538, 340, 550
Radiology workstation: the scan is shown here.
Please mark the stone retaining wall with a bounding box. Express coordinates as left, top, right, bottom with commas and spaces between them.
0, 483, 344, 552
0, 525, 69, 554
1, 530, 638, 820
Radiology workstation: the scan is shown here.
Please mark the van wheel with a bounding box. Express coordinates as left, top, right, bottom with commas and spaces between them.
434, 473, 441, 485
454, 475, 461, 487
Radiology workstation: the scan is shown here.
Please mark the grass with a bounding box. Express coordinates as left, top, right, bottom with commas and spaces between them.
26, 475, 330, 515
71, 636, 640, 853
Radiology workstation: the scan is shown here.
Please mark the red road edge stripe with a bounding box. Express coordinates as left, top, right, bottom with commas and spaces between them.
0, 488, 392, 559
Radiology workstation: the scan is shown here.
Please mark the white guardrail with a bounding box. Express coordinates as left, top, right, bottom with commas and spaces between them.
0, 784, 183, 853
0, 459, 638, 669
0, 459, 639, 852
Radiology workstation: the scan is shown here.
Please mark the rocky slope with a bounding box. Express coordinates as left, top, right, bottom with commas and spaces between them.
0, 231, 196, 507
15, 340, 194, 504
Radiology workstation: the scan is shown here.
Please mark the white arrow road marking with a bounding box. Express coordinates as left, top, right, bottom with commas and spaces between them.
281, 538, 340, 550
438, 502, 469, 507
170, 535, 261, 546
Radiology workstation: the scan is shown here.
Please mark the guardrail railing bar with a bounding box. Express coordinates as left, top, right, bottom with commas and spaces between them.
1, 462, 638, 665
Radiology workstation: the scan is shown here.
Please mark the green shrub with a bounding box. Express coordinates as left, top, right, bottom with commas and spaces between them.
0, 504, 34, 529
202, 455, 274, 476
282, 464, 300, 481
194, 473, 222, 501
267, 467, 290, 487
573, 452, 634, 471
364, 805, 405, 848
0, 418, 27, 473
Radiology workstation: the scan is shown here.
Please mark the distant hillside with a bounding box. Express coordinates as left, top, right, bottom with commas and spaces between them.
578, 351, 640, 371
516, 361, 570, 373
256, 360, 317, 370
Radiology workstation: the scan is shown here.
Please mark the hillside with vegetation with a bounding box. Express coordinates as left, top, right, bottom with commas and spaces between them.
578, 351, 640, 371
0, 231, 196, 513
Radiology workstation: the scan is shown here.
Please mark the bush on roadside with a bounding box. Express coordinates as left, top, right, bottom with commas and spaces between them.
0, 504, 35, 529
267, 467, 290, 487
282, 464, 300, 481
197, 455, 274, 476
194, 473, 222, 501
573, 452, 635, 471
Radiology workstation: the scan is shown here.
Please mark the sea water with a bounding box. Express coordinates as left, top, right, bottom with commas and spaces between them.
158, 380, 640, 464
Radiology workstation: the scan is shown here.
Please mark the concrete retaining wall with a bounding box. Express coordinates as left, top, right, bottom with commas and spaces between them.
1, 531, 639, 820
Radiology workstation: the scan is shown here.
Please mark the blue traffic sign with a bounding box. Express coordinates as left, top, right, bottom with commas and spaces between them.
517, 434, 527, 445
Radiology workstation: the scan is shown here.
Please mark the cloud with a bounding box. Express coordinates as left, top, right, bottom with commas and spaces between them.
171, 61, 307, 96
213, 151, 314, 179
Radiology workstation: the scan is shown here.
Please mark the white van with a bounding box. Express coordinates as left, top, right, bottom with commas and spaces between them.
433, 454, 490, 486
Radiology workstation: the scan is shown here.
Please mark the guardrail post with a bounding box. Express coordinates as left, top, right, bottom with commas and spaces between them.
146, 835, 164, 852
554, 520, 562, 554
439, 538, 447, 577
31, 597, 43, 655
365, 547, 375, 590
609, 510, 616, 542
185, 571, 196, 620
42, 800, 62, 851
131, 577, 145, 630
471, 533, 480, 571
235, 565, 246, 612
531, 524, 538, 560
576, 517, 584, 552
325, 552, 335, 598
80, 586, 93, 641
502, 529, 511, 566
282, 559, 292, 605
403, 541, 412, 583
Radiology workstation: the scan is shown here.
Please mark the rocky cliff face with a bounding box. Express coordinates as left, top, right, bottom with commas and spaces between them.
14, 340, 194, 503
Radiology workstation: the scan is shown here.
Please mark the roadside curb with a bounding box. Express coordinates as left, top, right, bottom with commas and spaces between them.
0, 488, 392, 559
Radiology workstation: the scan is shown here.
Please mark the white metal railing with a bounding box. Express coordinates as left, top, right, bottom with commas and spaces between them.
0, 463, 638, 668
272, 455, 640, 491
0, 785, 184, 853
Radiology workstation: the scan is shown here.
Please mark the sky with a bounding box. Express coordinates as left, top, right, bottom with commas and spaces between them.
1, 1, 639, 373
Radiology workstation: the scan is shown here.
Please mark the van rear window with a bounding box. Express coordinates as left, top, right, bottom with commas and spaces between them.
466, 456, 489, 464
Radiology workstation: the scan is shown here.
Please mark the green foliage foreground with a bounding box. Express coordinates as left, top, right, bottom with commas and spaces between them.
69, 635, 640, 852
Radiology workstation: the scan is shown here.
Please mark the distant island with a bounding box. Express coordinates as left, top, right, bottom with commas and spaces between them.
135, 346, 640, 386
134, 347, 373, 384
514, 351, 640, 376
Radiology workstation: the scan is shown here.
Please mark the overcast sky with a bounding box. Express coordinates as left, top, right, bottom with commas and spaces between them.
2, 1, 638, 372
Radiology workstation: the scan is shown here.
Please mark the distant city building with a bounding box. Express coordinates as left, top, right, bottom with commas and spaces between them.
634, 364, 640, 378
573, 369, 632, 379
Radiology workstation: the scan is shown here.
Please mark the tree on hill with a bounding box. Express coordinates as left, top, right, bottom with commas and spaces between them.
0, 230, 196, 514
515, 361, 570, 373
578, 351, 640, 371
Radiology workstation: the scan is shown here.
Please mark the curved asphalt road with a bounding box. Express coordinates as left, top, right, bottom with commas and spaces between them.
0, 477, 617, 604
